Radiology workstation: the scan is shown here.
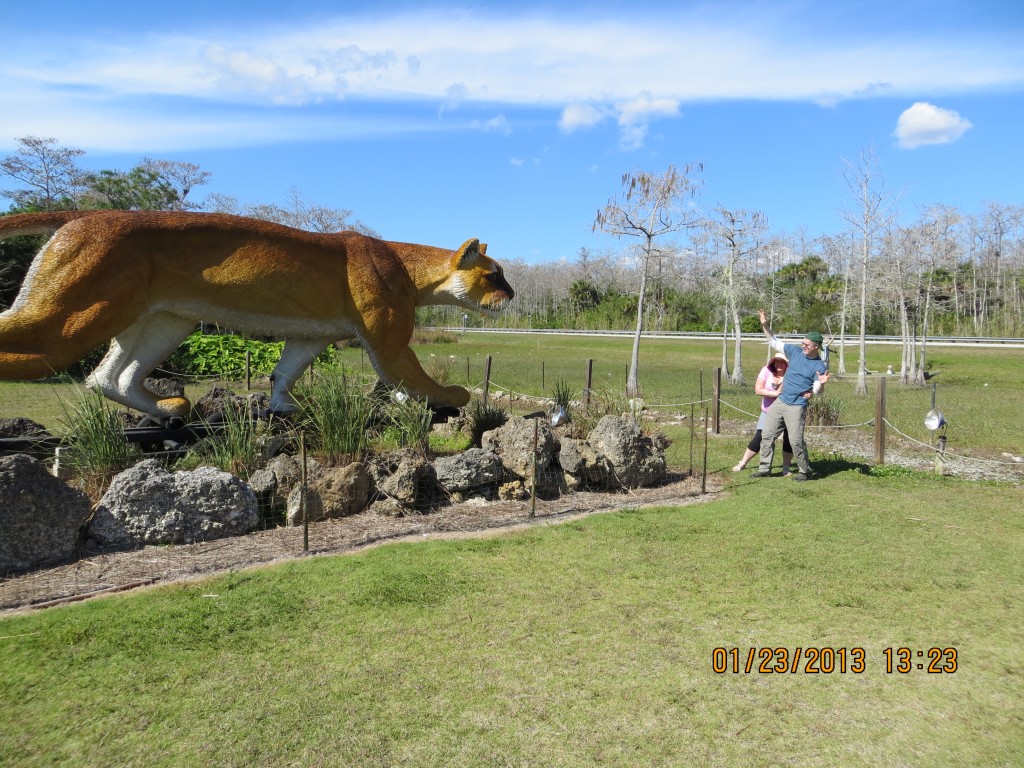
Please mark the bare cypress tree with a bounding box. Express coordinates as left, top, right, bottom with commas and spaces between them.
700, 206, 768, 386
839, 148, 898, 396
593, 164, 704, 399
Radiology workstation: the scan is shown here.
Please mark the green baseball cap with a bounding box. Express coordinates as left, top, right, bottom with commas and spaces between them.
805, 331, 824, 344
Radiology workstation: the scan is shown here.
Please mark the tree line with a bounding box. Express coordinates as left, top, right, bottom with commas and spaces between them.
429, 152, 1023, 391
2, 138, 1022, 391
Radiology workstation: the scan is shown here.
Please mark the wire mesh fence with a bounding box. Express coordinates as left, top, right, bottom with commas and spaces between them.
3, 343, 1022, 611
717, 373, 1024, 481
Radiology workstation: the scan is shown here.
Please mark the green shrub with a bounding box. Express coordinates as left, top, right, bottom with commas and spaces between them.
552, 379, 575, 411
164, 331, 284, 378
571, 387, 630, 437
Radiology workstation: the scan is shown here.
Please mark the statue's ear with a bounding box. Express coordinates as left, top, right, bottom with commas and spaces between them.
453, 238, 481, 269
479, 243, 487, 256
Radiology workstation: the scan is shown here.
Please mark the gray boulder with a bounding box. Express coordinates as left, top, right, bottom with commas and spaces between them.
434, 448, 504, 494
260, 454, 320, 520
368, 449, 436, 511
0, 417, 51, 438
247, 468, 278, 524
90, 459, 258, 547
193, 386, 270, 420
285, 462, 372, 525
143, 377, 186, 399
481, 416, 554, 480
0, 454, 92, 573
557, 436, 614, 489
379, 455, 436, 509
586, 415, 668, 488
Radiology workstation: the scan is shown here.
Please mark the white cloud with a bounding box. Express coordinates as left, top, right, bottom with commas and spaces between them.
559, 104, 608, 133
616, 95, 680, 150
894, 102, 973, 149
561, 96, 679, 150
475, 114, 512, 134
1, 8, 1018, 151
617, 95, 680, 126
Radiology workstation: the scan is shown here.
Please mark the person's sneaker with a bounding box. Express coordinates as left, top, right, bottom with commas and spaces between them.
751, 470, 771, 478
792, 473, 811, 482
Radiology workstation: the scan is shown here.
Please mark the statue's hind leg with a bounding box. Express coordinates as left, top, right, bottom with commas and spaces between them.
86, 313, 197, 417
269, 337, 334, 412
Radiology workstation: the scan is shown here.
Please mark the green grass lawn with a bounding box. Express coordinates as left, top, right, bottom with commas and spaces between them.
2, 465, 1022, 767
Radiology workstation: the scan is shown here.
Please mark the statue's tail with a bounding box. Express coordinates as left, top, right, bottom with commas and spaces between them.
0, 210, 99, 239
0, 211, 105, 379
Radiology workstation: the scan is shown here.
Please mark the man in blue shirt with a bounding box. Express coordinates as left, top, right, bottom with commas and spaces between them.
752, 309, 831, 481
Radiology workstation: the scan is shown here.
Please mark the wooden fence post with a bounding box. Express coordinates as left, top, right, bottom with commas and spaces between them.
712, 367, 722, 435
874, 376, 886, 465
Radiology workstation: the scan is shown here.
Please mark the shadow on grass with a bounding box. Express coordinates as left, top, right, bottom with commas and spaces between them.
811, 455, 873, 478
720, 455, 874, 484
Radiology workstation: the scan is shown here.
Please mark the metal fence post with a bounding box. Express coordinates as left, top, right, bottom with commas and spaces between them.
583, 359, 593, 413
482, 354, 492, 404
712, 367, 721, 435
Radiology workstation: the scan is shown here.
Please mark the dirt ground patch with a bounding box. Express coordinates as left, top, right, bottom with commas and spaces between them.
1, 474, 718, 613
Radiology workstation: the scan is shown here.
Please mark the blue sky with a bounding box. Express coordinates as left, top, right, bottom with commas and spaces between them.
3, 0, 1023, 264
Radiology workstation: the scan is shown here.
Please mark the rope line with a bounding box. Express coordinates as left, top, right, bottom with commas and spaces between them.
719, 400, 760, 419
718, 398, 876, 428
643, 398, 714, 409
882, 419, 1024, 466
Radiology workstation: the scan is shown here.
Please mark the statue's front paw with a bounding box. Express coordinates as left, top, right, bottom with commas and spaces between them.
439, 385, 471, 408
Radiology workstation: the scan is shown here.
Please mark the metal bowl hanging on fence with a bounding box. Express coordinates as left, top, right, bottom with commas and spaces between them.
924, 409, 946, 431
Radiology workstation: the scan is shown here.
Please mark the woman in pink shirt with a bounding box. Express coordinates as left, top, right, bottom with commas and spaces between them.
732, 353, 794, 473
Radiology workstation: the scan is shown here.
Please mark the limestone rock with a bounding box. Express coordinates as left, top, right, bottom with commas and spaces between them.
557, 436, 614, 489
0, 454, 92, 573
481, 417, 554, 480
587, 415, 668, 488
379, 455, 436, 509
0, 418, 51, 438
90, 459, 258, 547
285, 462, 372, 526
434, 448, 504, 494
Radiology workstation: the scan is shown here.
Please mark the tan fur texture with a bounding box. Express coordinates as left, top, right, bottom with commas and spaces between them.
0, 210, 514, 416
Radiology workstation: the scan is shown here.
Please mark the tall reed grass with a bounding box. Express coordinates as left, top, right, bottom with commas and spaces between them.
379, 392, 433, 454
181, 402, 267, 479
297, 368, 375, 464
58, 388, 140, 498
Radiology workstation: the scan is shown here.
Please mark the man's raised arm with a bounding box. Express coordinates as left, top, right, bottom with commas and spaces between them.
758, 309, 784, 351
